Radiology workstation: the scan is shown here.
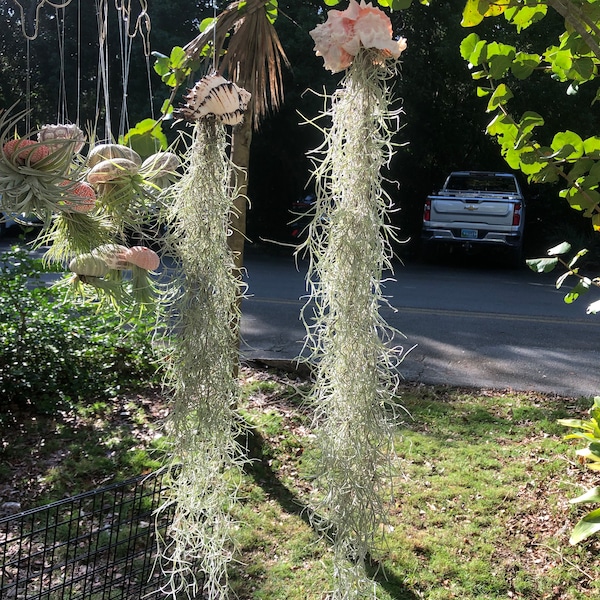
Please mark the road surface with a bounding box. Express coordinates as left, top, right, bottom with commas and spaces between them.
240, 246, 600, 398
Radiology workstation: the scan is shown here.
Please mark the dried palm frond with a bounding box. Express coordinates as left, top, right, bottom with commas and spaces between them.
180, 0, 289, 128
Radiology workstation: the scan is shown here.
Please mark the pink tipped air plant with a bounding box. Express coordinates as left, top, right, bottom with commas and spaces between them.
309, 0, 406, 73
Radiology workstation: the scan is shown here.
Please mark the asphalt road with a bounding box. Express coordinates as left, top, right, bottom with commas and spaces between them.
240, 246, 600, 398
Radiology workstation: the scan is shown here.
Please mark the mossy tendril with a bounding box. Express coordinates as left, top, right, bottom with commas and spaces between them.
299, 48, 410, 599
155, 119, 245, 599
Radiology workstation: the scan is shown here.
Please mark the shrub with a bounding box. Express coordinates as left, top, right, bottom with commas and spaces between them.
0, 244, 162, 412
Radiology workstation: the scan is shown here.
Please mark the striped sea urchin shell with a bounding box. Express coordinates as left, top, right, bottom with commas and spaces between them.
38, 124, 86, 153
92, 243, 130, 270
176, 73, 251, 126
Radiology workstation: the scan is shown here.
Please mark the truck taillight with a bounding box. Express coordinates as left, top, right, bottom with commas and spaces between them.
512, 202, 522, 226
423, 199, 431, 222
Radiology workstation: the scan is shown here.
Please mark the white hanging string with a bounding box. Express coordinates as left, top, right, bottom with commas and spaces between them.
212, 0, 217, 73
95, 0, 112, 140
25, 38, 31, 132
76, 0, 82, 125
55, 5, 68, 123
116, 2, 132, 139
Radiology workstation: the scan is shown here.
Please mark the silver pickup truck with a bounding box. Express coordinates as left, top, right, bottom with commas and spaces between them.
421, 171, 525, 265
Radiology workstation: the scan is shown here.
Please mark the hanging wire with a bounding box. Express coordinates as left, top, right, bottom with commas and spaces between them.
55, 5, 68, 123
13, 0, 73, 40
114, 0, 153, 139
95, 0, 112, 140
116, 3, 132, 139
76, 0, 82, 125
25, 38, 31, 132
212, 0, 217, 73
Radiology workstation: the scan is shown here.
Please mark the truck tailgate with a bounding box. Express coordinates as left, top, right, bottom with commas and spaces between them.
430, 196, 512, 225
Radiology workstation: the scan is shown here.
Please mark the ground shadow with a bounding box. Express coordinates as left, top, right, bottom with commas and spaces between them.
237, 418, 420, 600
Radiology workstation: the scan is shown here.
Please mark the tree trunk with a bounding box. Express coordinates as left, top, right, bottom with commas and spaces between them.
228, 114, 253, 377
229, 118, 252, 273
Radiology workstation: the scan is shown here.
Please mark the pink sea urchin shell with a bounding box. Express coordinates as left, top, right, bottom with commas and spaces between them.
124, 246, 160, 271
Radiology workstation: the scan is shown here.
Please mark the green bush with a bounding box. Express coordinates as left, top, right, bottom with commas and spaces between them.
0, 244, 162, 412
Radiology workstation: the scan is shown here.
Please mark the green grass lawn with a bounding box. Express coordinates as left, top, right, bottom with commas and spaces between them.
2, 367, 599, 599
231, 371, 600, 600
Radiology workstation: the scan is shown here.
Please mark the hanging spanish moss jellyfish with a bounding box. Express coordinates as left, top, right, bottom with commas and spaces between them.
155, 118, 246, 599
300, 42, 409, 600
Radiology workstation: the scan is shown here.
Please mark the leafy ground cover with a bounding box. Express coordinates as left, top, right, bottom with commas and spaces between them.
1, 365, 599, 599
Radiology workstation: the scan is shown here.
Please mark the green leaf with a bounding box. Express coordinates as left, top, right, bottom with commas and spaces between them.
160, 99, 174, 117
566, 189, 600, 212
153, 55, 171, 78
265, 0, 278, 24
568, 248, 588, 269
530, 164, 560, 184
556, 271, 571, 289
559, 417, 591, 430
486, 42, 516, 79
460, 33, 480, 61
199, 17, 216, 33
511, 52, 541, 79
551, 131, 584, 160
515, 111, 543, 149
526, 257, 558, 273
571, 57, 596, 82
570, 508, 600, 544
461, 0, 485, 27
504, 4, 547, 31
547, 241, 571, 256
571, 487, 600, 505
487, 84, 513, 111
564, 277, 591, 304
584, 137, 600, 158
121, 119, 168, 156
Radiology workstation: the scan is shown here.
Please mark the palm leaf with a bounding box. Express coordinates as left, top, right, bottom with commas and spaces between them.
182, 0, 289, 128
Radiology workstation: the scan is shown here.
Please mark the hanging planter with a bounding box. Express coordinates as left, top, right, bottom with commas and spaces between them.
301, 2, 409, 598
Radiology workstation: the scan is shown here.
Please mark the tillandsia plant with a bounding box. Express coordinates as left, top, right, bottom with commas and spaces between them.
154, 73, 250, 600
301, 2, 408, 598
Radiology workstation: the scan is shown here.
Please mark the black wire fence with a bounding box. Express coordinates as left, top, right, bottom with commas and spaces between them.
0, 470, 175, 600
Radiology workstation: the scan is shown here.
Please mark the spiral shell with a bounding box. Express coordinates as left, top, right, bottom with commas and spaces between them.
87, 143, 142, 168
87, 158, 139, 185
38, 124, 86, 153
176, 73, 251, 126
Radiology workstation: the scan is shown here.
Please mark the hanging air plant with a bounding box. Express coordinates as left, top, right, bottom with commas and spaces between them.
155, 74, 250, 599
0, 106, 87, 227
66, 242, 161, 310
301, 2, 408, 598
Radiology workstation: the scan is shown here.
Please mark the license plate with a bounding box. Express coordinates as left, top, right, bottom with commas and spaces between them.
461, 228, 478, 239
